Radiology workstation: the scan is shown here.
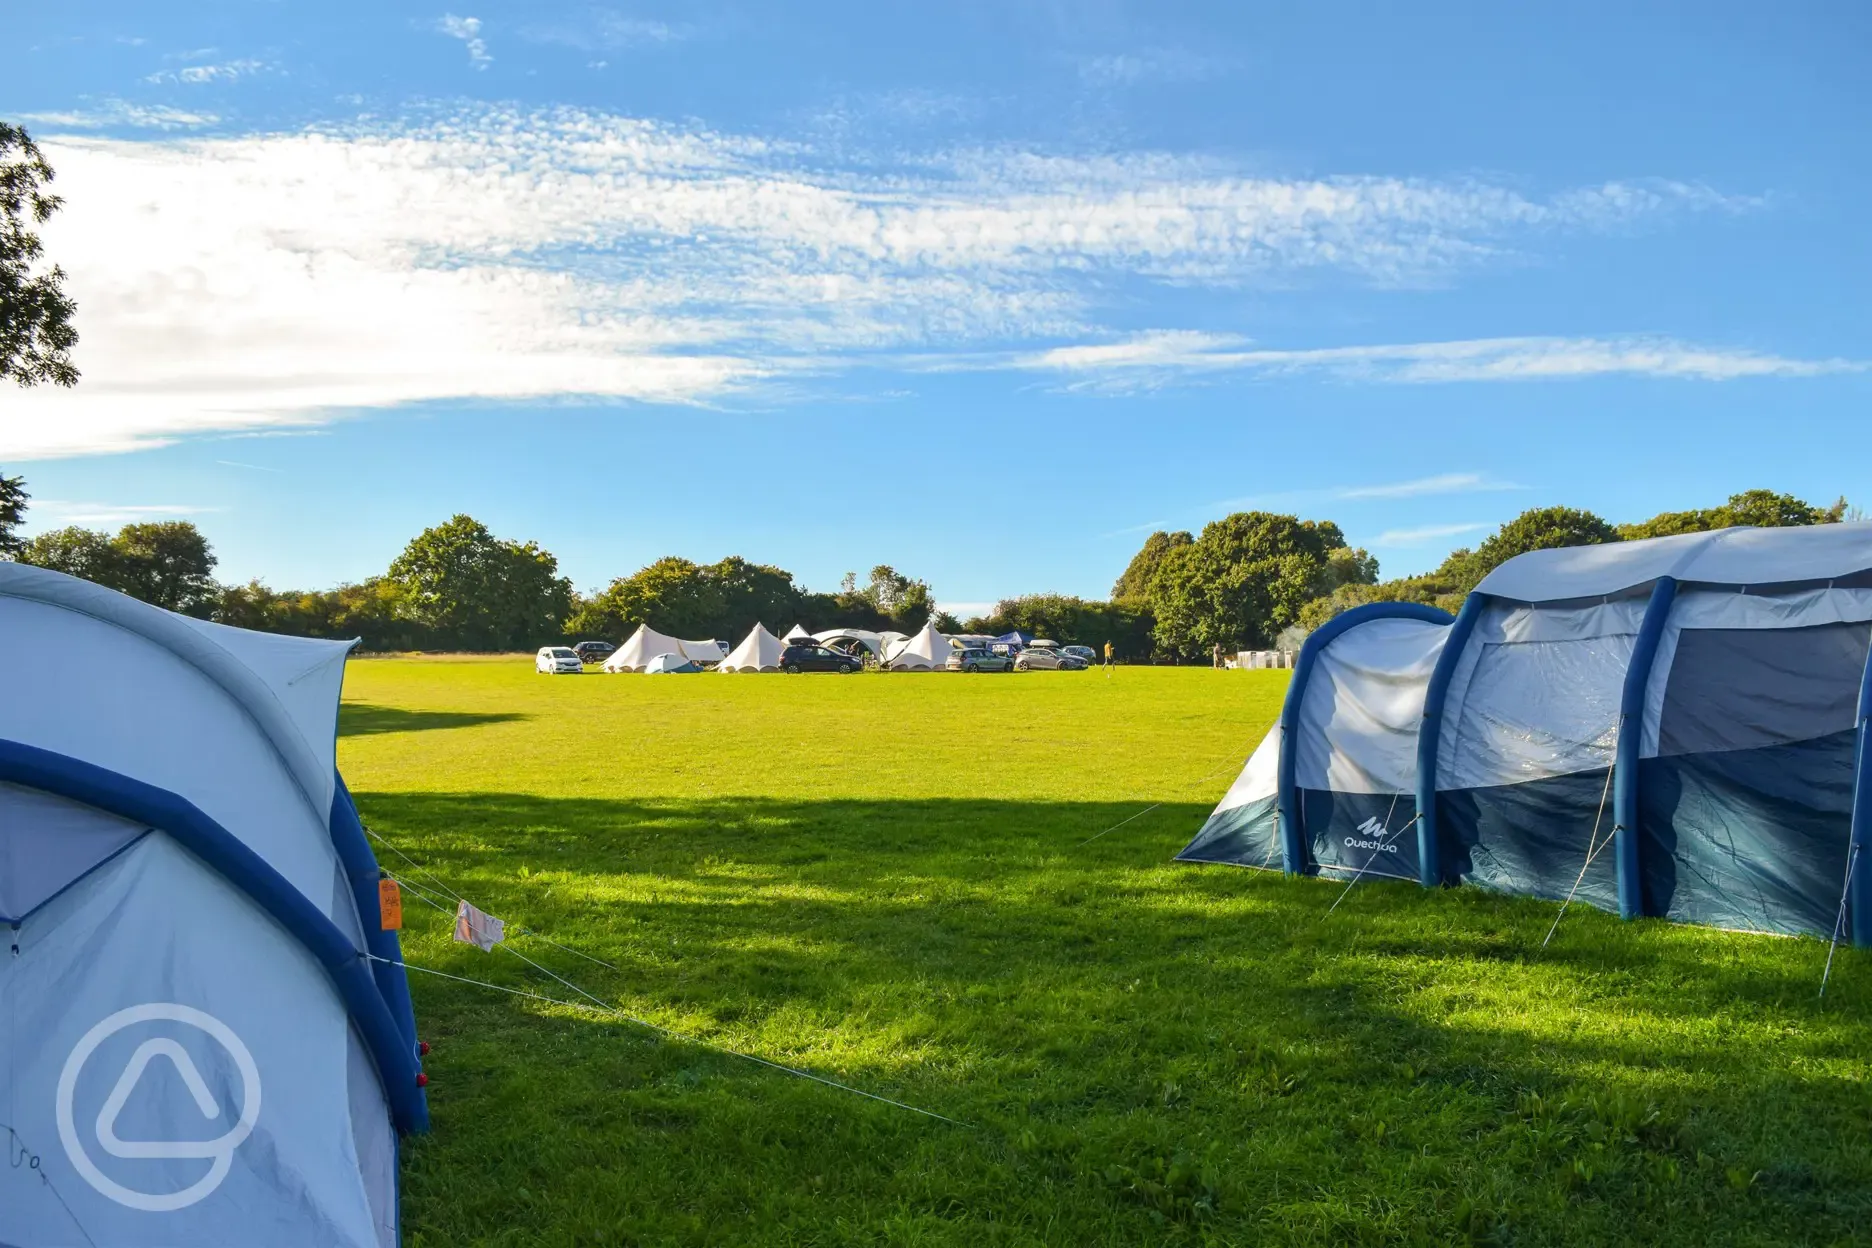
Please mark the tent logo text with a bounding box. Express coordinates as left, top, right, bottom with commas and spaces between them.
1344, 817, 1399, 853
56, 1003, 263, 1212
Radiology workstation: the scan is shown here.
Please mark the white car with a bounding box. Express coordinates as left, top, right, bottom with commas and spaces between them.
536, 646, 582, 674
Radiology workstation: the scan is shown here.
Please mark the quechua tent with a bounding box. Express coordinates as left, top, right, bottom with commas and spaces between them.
0, 562, 424, 1248
1181, 524, 1872, 944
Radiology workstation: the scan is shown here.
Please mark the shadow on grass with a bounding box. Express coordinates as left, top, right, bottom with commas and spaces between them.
339, 703, 529, 736
361, 789, 1872, 1246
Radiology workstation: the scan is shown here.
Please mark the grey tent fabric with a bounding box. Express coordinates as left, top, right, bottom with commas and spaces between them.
0, 782, 148, 922
1656, 621, 1870, 757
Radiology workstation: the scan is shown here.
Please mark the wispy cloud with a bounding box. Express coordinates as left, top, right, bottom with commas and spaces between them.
20, 102, 218, 131
1339, 473, 1522, 500
434, 14, 492, 69
1369, 522, 1490, 547
1017, 330, 1860, 392
519, 9, 689, 50
144, 58, 269, 86
3, 104, 1790, 459
28, 501, 216, 528
1076, 48, 1223, 86
215, 459, 284, 473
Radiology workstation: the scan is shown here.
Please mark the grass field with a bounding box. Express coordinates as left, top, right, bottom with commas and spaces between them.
341, 658, 1872, 1247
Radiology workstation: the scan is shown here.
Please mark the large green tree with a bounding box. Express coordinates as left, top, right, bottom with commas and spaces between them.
969, 593, 1154, 657
20, 520, 219, 615
1112, 530, 1193, 603
0, 467, 26, 556
1144, 513, 1361, 656
1, 123, 78, 387
386, 515, 574, 650
1619, 489, 1841, 540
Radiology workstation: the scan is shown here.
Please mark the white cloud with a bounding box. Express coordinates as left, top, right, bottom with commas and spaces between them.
27, 501, 215, 528
145, 59, 269, 86
1018, 331, 1860, 391
1077, 49, 1221, 86
520, 11, 688, 50
0, 105, 1792, 460
1369, 522, 1491, 547
1338, 473, 1521, 499
20, 102, 218, 131
434, 15, 492, 69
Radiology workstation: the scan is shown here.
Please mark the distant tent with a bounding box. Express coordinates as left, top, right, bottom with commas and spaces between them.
604, 625, 723, 672
1181, 524, 1872, 946
720, 624, 785, 672
783, 624, 812, 642
995, 630, 1033, 647
644, 653, 703, 674
886, 623, 956, 671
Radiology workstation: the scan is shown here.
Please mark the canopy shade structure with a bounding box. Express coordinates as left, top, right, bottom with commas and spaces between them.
814, 628, 884, 657
1181, 523, 1872, 946
603, 625, 725, 671
719, 624, 785, 672
885, 623, 956, 671
995, 630, 1034, 646
0, 562, 423, 1248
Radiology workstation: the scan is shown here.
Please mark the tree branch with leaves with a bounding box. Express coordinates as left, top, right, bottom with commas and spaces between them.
1, 122, 79, 387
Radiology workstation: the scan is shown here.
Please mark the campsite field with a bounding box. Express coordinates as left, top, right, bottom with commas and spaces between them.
340, 658, 1872, 1247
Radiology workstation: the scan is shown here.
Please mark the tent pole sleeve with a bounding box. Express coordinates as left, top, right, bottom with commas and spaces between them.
1613, 577, 1677, 921
1851, 636, 1872, 946
1416, 592, 1486, 888
1280, 600, 1456, 876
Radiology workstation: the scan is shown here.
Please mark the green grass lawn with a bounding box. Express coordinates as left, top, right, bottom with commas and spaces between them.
341, 658, 1872, 1247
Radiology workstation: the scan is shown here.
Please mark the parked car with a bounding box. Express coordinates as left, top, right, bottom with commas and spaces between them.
1014, 646, 1064, 671
779, 643, 862, 674
536, 646, 583, 674
1061, 644, 1097, 664
946, 646, 1015, 673
573, 640, 615, 665
1056, 653, 1090, 670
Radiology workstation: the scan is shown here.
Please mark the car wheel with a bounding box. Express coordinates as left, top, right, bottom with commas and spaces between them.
964, 663, 978, 673
839, 663, 855, 674
784, 663, 801, 674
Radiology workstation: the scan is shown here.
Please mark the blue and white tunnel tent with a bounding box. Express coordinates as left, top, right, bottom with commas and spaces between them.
0, 564, 425, 1248
1178, 603, 1454, 882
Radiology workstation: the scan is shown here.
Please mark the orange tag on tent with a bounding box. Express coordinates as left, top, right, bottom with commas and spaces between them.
378, 879, 404, 931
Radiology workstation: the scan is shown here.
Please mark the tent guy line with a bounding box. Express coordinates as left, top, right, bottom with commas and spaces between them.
1077, 758, 1244, 847
359, 830, 972, 1128
365, 955, 972, 1128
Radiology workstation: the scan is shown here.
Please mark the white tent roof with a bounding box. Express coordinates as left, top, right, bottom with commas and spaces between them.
720, 623, 785, 672
783, 623, 812, 641
814, 628, 883, 655
1477, 523, 1872, 604
603, 624, 723, 671
885, 622, 955, 670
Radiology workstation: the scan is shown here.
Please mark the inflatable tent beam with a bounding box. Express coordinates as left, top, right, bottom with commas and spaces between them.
1852, 637, 1872, 947
1415, 592, 1487, 887
1276, 601, 1456, 876
1613, 577, 1678, 921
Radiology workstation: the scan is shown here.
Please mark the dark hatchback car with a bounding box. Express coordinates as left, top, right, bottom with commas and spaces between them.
779, 643, 862, 674
573, 640, 616, 665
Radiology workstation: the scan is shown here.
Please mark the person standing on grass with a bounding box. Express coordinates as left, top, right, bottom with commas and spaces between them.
1212, 642, 1222, 669
1103, 639, 1114, 675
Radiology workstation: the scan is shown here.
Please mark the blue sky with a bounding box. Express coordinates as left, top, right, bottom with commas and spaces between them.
5, 2, 1869, 614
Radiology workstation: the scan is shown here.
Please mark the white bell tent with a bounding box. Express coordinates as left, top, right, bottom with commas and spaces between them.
782, 624, 812, 642
603, 624, 724, 672
0, 563, 424, 1247
720, 624, 785, 672
885, 623, 956, 671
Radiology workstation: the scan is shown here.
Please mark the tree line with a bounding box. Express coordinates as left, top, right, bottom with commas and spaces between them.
0, 465, 1851, 659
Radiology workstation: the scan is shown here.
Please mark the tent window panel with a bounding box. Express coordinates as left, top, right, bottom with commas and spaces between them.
1657, 621, 1871, 757
1443, 635, 1631, 790
0, 782, 149, 921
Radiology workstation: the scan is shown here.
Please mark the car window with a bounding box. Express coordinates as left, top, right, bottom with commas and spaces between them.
552, 648, 577, 658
